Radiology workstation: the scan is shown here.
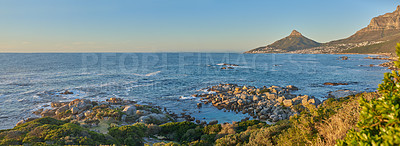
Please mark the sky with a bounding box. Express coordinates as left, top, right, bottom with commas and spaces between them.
0, 0, 398, 53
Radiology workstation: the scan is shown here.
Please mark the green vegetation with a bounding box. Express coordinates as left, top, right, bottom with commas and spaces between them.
338, 43, 400, 145
109, 123, 147, 145
159, 121, 198, 142
0, 117, 118, 145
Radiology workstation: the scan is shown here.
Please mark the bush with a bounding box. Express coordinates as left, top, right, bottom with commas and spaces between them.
235, 120, 266, 133
146, 123, 161, 135
159, 121, 198, 142
181, 128, 203, 143
203, 124, 222, 135
337, 43, 400, 145
108, 123, 147, 146
338, 45, 400, 145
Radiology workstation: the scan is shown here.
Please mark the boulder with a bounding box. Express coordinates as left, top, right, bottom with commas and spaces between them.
51, 102, 69, 108
136, 110, 150, 116
70, 99, 92, 113
237, 99, 244, 105
272, 116, 279, 122
107, 97, 123, 104
121, 115, 127, 121
55, 105, 69, 115
41, 109, 56, 117
16, 117, 39, 126
323, 82, 348, 86
277, 96, 285, 103
265, 92, 277, 100
259, 115, 267, 120
76, 113, 84, 120
197, 103, 202, 108
286, 85, 299, 91
60, 90, 73, 94
16, 120, 25, 126
209, 120, 218, 125
253, 96, 259, 101
84, 110, 92, 117
139, 113, 170, 124
71, 107, 79, 114
308, 98, 322, 106
122, 105, 137, 115
340, 56, 348, 60
283, 100, 293, 107
240, 94, 247, 100
32, 109, 43, 115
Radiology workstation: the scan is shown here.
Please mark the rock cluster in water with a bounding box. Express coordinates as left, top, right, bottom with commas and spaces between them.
379, 61, 399, 70
195, 84, 321, 122
323, 82, 348, 86
340, 56, 349, 60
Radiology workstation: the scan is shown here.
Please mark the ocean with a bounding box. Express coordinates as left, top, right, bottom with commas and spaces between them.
0, 53, 389, 129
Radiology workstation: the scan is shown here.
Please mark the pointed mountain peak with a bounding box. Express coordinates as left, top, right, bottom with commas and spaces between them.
289, 30, 302, 36
393, 5, 400, 14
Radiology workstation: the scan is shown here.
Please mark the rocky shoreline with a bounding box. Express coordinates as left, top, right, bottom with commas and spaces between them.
6, 83, 374, 145
363, 55, 399, 70
23, 98, 170, 129
19, 83, 360, 128
195, 84, 321, 122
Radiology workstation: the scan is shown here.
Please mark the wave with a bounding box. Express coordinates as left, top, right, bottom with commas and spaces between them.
179, 95, 196, 100
132, 71, 161, 77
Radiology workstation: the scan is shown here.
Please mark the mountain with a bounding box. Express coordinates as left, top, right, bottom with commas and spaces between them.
246, 6, 400, 54
338, 5, 400, 54
244, 30, 321, 53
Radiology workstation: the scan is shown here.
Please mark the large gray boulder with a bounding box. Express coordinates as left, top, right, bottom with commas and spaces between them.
71, 107, 79, 114
55, 105, 69, 115
122, 105, 137, 115
41, 109, 56, 117
139, 113, 170, 124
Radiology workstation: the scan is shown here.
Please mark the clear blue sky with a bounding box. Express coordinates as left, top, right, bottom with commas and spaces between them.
0, 0, 398, 52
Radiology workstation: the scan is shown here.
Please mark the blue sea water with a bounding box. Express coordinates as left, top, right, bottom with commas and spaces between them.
0, 53, 389, 129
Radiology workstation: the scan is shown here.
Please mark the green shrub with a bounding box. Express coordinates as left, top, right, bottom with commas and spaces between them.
181, 127, 203, 143
108, 123, 147, 146
153, 141, 181, 146
159, 121, 198, 142
235, 120, 266, 133
203, 124, 222, 135
338, 43, 400, 145
215, 131, 252, 146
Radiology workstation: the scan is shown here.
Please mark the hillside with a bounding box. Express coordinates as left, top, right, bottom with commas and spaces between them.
341, 35, 400, 54
246, 5, 400, 54
245, 30, 321, 53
